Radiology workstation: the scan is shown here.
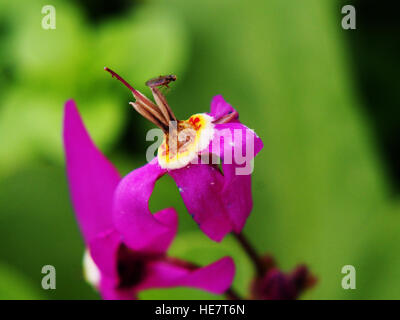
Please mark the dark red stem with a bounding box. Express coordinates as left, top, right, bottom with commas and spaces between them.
225, 288, 241, 300
233, 232, 264, 276
104, 67, 140, 95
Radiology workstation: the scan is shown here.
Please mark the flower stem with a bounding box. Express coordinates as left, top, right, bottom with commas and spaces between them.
225, 288, 241, 300
233, 232, 264, 276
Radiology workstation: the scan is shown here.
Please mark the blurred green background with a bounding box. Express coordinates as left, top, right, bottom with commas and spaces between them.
0, 0, 399, 299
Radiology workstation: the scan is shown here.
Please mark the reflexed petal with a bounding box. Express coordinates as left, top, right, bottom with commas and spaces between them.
209, 95, 239, 122
63, 100, 120, 244
220, 167, 253, 232
137, 257, 235, 294
211, 122, 264, 166
169, 164, 233, 242
206, 122, 263, 232
113, 159, 177, 253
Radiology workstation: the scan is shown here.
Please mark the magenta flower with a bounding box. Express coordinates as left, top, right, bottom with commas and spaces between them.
105, 69, 264, 242
63, 100, 235, 299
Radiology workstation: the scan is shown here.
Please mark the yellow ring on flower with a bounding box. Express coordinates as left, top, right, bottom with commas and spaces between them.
158, 113, 214, 169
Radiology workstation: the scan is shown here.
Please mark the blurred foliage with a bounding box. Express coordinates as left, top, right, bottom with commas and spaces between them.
341, 0, 400, 190
0, 263, 43, 299
0, 0, 188, 177
0, 165, 98, 299
0, 0, 399, 300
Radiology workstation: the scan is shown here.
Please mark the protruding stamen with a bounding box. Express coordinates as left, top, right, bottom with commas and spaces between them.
104, 67, 141, 96
151, 88, 170, 123
130, 94, 169, 128
104, 67, 159, 112
105, 67, 174, 129
151, 87, 177, 122
129, 102, 168, 133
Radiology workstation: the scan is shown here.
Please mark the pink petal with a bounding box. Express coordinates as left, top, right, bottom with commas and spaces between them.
208, 95, 264, 232
209, 95, 239, 122
99, 276, 137, 300
207, 122, 263, 232
211, 122, 264, 166
89, 229, 121, 279
137, 257, 235, 295
113, 159, 177, 253
221, 167, 253, 232
63, 100, 121, 245
168, 164, 233, 242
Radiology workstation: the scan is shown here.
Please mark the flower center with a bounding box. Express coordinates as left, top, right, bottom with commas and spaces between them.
117, 244, 162, 289
105, 68, 238, 170
158, 113, 214, 169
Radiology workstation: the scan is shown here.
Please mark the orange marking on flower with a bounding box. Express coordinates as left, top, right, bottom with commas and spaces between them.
157, 114, 214, 169
189, 117, 202, 130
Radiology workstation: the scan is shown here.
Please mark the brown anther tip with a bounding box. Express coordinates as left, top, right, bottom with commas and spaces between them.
104, 67, 117, 79
104, 67, 142, 98
105, 68, 177, 132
